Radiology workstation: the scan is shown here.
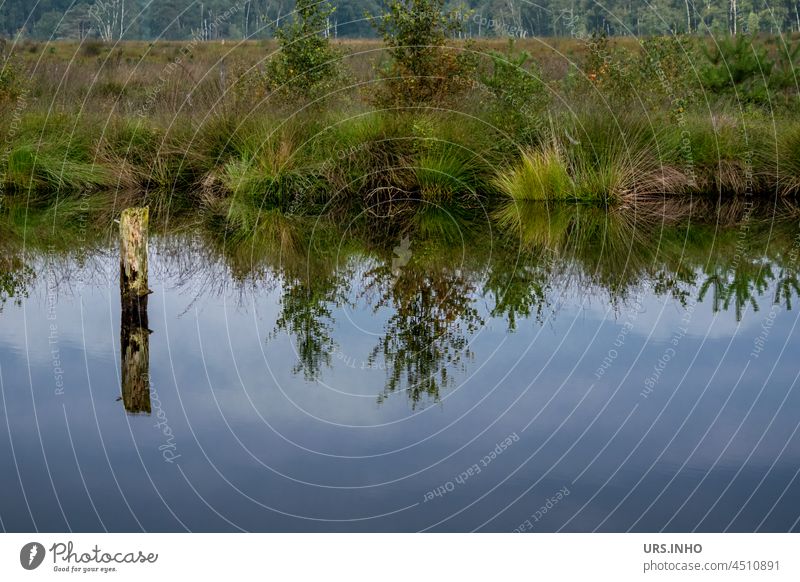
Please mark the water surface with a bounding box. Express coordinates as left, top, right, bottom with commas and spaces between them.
1, 202, 799, 532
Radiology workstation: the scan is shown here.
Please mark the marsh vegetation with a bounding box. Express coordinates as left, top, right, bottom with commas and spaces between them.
1, 0, 800, 242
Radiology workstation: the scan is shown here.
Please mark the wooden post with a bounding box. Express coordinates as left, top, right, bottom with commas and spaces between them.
120, 207, 149, 301
121, 310, 151, 414
120, 207, 151, 414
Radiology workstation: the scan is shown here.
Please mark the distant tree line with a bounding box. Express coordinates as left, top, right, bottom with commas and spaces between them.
1, 0, 799, 40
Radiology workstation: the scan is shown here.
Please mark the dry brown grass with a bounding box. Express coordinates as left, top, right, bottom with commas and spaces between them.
2, 37, 649, 116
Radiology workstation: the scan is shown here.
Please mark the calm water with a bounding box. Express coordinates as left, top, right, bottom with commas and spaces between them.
1, 203, 799, 532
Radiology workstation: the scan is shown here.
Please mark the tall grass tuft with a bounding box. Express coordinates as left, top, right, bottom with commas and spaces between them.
414, 142, 487, 204
220, 127, 321, 212
493, 143, 573, 201
5, 141, 111, 193
566, 113, 674, 200
773, 123, 800, 195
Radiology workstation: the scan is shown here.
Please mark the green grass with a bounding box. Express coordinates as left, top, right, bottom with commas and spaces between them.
6, 143, 107, 192
493, 144, 574, 201
773, 123, 800, 195
3, 107, 800, 208
2, 114, 112, 193
414, 142, 488, 204
2, 35, 800, 234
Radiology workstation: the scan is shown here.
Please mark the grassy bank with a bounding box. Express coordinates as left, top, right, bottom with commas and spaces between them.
2, 34, 800, 236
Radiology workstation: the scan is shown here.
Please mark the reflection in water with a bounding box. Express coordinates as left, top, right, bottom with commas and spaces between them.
120, 286, 151, 414
2, 198, 800, 532
273, 279, 340, 381
119, 206, 152, 414
364, 257, 483, 407
3, 200, 800, 410
0, 255, 35, 312
263, 200, 800, 406
774, 266, 800, 310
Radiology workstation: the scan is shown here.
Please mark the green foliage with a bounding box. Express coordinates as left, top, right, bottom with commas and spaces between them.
220, 131, 323, 212
479, 39, 549, 138
6, 143, 110, 192
766, 40, 800, 106
1, 115, 112, 193
0, 256, 34, 312
578, 34, 698, 118
265, 0, 347, 101
747, 12, 761, 34
372, 0, 475, 106
414, 142, 486, 204
0, 56, 22, 102
580, 34, 634, 100
493, 144, 573, 201
636, 35, 698, 115
699, 35, 767, 102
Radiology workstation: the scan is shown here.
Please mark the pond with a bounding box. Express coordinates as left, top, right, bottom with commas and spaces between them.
1, 201, 799, 532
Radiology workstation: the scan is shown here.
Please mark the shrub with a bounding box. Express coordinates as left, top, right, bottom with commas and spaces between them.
578, 34, 697, 117
265, 0, 347, 101
0, 57, 22, 103
699, 35, 773, 105
479, 39, 549, 140
636, 35, 698, 116
81, 40, 105, 57
765, 40, 800, 107
372, 0, 476, 106
580, 34, 635, 102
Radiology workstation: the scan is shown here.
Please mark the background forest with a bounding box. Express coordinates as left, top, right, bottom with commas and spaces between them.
2, 0, 800, 41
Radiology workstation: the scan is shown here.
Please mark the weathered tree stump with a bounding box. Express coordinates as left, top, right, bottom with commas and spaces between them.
120, 207, 151, 414
120, 207, 149, 301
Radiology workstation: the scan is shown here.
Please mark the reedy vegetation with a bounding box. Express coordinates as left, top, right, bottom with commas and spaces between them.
1, 0, 800, 239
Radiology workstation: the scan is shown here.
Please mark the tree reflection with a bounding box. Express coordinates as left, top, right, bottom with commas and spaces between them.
725, 264, 772, 321
273, 278, 341, 381
699, 271, 729, 315
0, 255, 34, 312
363, 257, 484, 408
483, 252, 550, 330
699, 258, 783, 321
6, 196, 800, 410
259, 202, 800, 407
774, 271, 800, 310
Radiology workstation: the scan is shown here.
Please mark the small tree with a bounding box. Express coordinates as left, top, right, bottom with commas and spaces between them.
0, 49, 22, 104
265, 0, 345, 101
372, 0, 475, 106
746, 12, 760, 35
699, 35, 772, 104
